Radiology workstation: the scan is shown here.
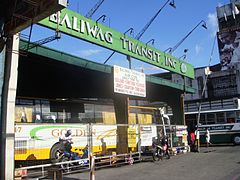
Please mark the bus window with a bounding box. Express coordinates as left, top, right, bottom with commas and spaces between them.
236, 111, 240, 123
227, 118, 235, 123
199, 113, 206, 125
206, 113, 215, 124
216, 112, 225, 123
226, 112, 236, 123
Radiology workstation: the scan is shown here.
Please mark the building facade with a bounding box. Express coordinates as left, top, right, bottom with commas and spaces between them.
163, 0, 240, 130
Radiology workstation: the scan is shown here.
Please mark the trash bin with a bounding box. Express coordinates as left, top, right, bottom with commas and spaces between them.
47, 165, 63, 180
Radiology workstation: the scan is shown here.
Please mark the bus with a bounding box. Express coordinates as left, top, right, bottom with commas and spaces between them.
14, 98, 188, 167
197, 123, 240, 145
14, 123, 188, 165
14, 123, 118, 162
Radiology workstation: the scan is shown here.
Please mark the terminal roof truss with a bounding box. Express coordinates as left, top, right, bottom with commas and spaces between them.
1, 0, 67, 37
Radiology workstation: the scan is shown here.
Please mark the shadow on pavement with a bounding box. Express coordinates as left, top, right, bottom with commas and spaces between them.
63, 177, 88, 180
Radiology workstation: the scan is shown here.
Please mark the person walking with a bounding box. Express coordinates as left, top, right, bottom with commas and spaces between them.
194, 128, 200, 152
205, 129, 211, 148
190, 131, 195, 152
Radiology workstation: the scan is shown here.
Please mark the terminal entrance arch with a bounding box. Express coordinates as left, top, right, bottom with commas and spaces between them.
16, 40, 194, 154
1, 5, 195, 178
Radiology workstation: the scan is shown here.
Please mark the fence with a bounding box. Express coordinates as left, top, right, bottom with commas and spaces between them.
14, 123, 188, 178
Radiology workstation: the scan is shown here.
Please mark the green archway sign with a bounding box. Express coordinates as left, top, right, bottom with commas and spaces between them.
38, 9, 195, 79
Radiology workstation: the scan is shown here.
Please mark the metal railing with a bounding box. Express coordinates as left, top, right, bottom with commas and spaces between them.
15, 153, 141, 179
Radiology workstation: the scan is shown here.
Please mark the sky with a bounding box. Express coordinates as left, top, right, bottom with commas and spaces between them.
22, 0, 229, 74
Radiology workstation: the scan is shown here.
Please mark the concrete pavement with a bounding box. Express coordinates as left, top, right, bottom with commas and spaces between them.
63, 146, 240, 180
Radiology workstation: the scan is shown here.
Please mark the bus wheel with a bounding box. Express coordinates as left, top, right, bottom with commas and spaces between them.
233, 135, 240, 145
50, 142, 62, 162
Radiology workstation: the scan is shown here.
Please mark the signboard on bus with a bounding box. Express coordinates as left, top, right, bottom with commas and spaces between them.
113, 65, 146, 97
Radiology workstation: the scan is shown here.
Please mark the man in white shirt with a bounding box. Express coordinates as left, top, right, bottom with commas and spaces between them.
205, 129, 211, 147
195, 128, 200, 152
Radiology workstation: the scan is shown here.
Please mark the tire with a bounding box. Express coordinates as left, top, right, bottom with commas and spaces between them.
50, 142, 63, 163
233, 135, 240, 145
152, 149, 161, 161
152, 150, 157, 161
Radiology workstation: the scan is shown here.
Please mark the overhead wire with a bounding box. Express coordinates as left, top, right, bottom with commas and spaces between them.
103, 0, 175, 65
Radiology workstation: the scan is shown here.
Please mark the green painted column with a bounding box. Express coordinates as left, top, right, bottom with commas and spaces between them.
113, 94, 129, 154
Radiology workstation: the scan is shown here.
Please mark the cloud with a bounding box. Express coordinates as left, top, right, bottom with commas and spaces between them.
217, 3, 223, 7
207, 12, 218, 37
195, 44, 202, 55
76, 49, 102, 57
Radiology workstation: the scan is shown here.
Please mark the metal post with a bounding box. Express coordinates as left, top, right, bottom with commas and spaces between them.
181, 94, 186, 125
160, 113, 166, 136
90, 153, 95, 180
1, 33, 20, 180
127, 55, 131, 69
0, 39, 6, 180
196, 35, 217, 153
42, 166, 44, 177
135, 100, 141, 159
181, 75, 186, 126
197, 35, 216, 127
169, 124, 173, 148
88, 123, 93, 155
63, 108, 65, 123
137, 123, 141, 160
127, 55, 131, 154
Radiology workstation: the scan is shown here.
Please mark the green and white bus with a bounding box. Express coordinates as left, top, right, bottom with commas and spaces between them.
197, 123, 240, 145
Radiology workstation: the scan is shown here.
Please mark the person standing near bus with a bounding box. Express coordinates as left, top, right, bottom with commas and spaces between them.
194, 128, 200, 152
190, 131, 195, 152
21, 111, 27, 123
205, 129, 211, 147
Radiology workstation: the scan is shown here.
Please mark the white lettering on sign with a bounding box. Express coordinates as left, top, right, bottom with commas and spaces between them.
49, 13, 113, 44
120, 37, 161, 63
41, 9, 195, 79
165, 56, 177, 68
